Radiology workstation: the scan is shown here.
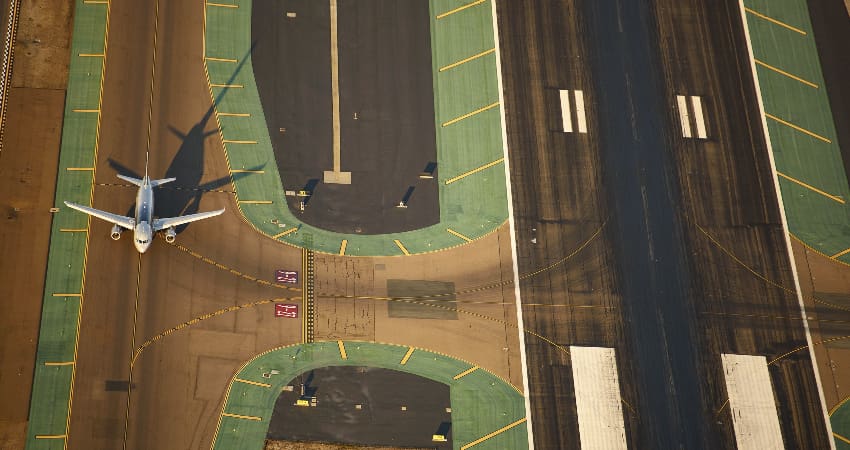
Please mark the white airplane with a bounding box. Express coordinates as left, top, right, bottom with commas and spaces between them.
64, 154, 225, 253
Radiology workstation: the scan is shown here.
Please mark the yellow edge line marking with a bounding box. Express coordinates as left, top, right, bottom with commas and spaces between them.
34, 435, 67, 439
754, 59, 818, 88
273, 227, 298, 239
436, 0, 486, 19
66, 167, 95, 171
446, 228, 472, 242
211, 83, 242, 88
60, 228, 88, 232
338, 340, 347, 359
400, 347, 415, 365
776, 171, 845, 204
206, 2, 238, 8
218, 112, 250, 117
339, 239, 348, 255
205, 57, 237, 62
221, 412, 261, 421
442, 102, 499, 127
745, 7, 807, 35
230, 169, 264, 174
237, 200, 272, 204
439, 48, 495, 72
830, 395, 850, 416
393, 239, 410, 256
835, 432, 850, 445
52, 293, 82, 297
766, 113, 831, 143
460, 417, 527, 450
445, 158, 505, 185
72, 109, 99, 113
44, 361, 75, 366
234, 378, 271, 388
453, 365, 479, 380
78, 53, 104, 57
222, 139, 256, 144
830, 247, 850, 259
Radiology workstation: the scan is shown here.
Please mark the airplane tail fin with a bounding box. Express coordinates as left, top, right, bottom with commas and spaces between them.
117, 174, 144, 187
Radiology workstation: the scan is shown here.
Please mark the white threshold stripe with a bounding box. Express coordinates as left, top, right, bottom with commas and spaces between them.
571, 346, 628, 449
691, 95, 708, 139
737, 2, 835, 446
676, 95, 692, 138
574, 89, 587, 134
491, 0, 535, 448
559, 89, 573, 133
721, 354, 784, 450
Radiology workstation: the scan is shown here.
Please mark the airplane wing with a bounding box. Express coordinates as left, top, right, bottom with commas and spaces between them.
152, 208, 225, 231
64, 201, 136, 230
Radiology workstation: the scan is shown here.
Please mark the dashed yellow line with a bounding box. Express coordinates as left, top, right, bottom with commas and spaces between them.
273, 228, 298, 239
66, 167, 95, 171
744, 7, 807, 35
44, 361, 75, 366
460, 417, 527, 449
766, 113, 831, 143
60, 228, 88, 232
400, 347, 415, 365
436, 0, 486, 19
339, 239, 348, 255
221, 413, 261, 421
446, 228, 472, 242
205, 57, 237, 62
338, 340, 348, 359
206, 2, 238, 8
439, 48, 495, 72
234, 378, 271, 388
222, 139, 256, 144
237, 200, 272, 204
776, 171, 844, 204
442, 102, 500, 127
393, 239, 410, 255
445, 158, 505, 185
453, 366, 479, 380
754, 59, 818, 88
218, 112, 250, 117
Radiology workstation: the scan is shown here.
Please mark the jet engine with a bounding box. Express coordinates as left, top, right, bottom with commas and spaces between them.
165, 226, 176, 243
110, 224, 122, 240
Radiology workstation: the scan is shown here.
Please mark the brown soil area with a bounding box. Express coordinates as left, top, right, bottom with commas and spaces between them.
264, 440, 434, 450
0, 0, 72, 448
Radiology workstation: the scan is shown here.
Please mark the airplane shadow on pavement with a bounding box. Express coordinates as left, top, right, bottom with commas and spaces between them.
108, 43, 263, 234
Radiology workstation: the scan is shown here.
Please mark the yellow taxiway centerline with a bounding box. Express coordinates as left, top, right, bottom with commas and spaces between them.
460, 418, 527, 449
445, 158, 505, 185
776, 171, 844, 204
744, 7, 806, 35
754, 59, 818, 88
436, 0, 486, 19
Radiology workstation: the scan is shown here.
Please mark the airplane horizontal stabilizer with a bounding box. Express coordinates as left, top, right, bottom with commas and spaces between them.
150, 177, 176, 188
117, 174, 143, 187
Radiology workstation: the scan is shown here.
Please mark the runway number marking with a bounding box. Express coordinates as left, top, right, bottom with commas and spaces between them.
676, 95, 708, 139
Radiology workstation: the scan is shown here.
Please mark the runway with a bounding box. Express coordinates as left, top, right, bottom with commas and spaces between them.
496, 0, 831, 447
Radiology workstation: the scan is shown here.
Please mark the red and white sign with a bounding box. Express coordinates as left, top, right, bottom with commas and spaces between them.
275, 303, 298, 318
275, 270, 299, 284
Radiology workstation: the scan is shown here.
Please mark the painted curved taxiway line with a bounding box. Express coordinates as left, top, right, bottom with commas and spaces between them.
210, 341, 527, 450
203, 0, 509, 256
24, 1, 111, 448
740, 0, 850, 266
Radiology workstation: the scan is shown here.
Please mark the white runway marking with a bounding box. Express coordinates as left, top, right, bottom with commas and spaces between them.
571, 346, 628, 450
691, 95, 708, 139
721, 354, 784, 450
676, 95, 692, 138
574, 90, 587, 134
560, 89, 573, 132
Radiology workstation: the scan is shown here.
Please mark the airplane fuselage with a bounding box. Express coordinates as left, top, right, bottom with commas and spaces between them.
133, 177, 154, 253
